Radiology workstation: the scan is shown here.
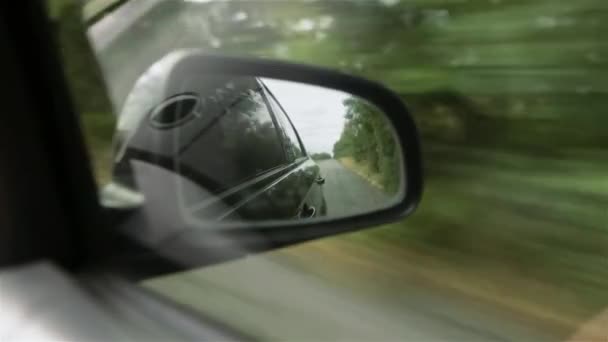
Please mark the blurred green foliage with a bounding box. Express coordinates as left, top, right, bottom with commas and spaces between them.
52, 0, 608, 330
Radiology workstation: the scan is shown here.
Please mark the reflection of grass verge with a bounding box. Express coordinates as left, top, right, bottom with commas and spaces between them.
338, 157, 384, 191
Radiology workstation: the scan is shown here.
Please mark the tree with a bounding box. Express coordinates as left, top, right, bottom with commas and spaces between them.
333, 97, 399, 193
311, 152, 332, 161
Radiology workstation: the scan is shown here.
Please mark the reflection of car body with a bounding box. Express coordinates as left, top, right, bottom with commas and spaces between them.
112, 54, 326, 220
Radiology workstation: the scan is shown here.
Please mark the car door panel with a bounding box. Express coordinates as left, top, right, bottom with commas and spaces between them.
222, 158, 317, 220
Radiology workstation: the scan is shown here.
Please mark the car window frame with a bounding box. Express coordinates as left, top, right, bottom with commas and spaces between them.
260, 82, 308, 161
0, 1, 109, 268
246, 79, 294, 168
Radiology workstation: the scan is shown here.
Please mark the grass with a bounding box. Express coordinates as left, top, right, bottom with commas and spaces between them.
338, 157, 385, 191
336, 146, 608, 334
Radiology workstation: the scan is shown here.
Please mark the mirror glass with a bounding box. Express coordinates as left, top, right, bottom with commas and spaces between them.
106, 75, 404, 226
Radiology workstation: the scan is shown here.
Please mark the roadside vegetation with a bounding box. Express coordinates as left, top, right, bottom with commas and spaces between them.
52, 0, 608, 335
333, 98, 400, 194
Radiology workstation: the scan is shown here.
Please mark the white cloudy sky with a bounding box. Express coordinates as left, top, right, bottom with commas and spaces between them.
264, 79, 349, 154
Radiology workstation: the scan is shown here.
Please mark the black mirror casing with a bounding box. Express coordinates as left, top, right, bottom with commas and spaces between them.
105, 51, 423, 276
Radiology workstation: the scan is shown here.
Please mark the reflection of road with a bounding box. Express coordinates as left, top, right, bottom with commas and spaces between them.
317, 159, 389, 217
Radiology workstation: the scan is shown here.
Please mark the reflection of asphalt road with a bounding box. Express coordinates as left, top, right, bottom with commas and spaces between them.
317, 159, 389, 217
91, 5, 558, 341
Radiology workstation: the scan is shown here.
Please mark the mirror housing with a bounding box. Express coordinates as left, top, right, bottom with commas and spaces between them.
103, 51, 423, 274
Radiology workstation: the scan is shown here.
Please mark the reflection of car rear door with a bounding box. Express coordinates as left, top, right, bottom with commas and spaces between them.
261, 83, 324, 218
121, 76, 297, 221
179, 81, 304, 220
120, 76, 318, 221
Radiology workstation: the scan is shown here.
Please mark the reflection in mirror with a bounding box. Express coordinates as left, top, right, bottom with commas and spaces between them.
107, 75, 403, 226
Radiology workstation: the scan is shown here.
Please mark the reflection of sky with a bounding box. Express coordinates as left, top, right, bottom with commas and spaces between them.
264, 79, 349, 154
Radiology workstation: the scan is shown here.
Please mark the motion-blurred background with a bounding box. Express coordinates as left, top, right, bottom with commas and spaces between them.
51, 0, 608, 340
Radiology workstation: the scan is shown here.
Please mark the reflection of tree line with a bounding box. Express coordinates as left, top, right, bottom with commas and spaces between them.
175, 84, 289, 192
333, 98, 399, 194
310, 152, 331, 161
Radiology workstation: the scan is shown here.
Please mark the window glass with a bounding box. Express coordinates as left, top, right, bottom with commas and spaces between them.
263, 86, 305, 161
178, 85, 287, 192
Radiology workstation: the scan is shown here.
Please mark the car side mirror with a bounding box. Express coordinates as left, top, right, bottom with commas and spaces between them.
102, 50, 423, 273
